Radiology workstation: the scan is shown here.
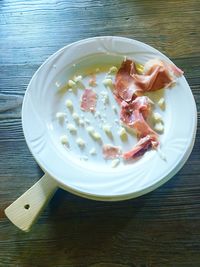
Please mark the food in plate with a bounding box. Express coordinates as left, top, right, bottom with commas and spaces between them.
81, 88, 97, 112
57, 57, 183, 166
102, 144, 122, 159
123, 135, 158, 160
113, 58, 183, 159
114, 58, 183, 103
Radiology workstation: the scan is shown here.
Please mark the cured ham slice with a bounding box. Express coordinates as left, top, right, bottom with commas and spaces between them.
120, 96, 157, 139
133, 64, 173, 92
121, 109, 157, 139
81, 89, 97, 112
120, 96, 153, 119
114, 59, 137, 102
120, 95, 158, 159
103, 144, 121, 159
123, 135, 158, 159
115, 59, 183, 99
144, 59, 184, 78
168, 63, 184, 77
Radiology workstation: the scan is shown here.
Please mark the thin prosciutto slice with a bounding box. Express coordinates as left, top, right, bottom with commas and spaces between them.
120, 96, 158, 159
121, 96, 153, 120
120, 96, 157, 139
81, 88, 97, 112
103, 144, 121, 159
129, 110, 157, 139
114, 59, 137, 102
143, 58, 184, 77
115, 58, 183, 101
133, 64, 173, 92
123, 135, 158, 160
167, 63, 184, 77
113, 58, 183, 160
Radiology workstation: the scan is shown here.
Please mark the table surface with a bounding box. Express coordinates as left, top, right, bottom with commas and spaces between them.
0, 0, 200, 266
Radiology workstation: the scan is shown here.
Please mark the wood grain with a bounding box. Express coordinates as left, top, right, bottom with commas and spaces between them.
5, 173, 57, 232
0, 0, 200, 266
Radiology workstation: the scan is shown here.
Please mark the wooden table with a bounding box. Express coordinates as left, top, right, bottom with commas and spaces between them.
0, 1, 199, 266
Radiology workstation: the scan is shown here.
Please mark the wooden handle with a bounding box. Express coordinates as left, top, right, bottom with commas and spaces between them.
4, 173, 58, 232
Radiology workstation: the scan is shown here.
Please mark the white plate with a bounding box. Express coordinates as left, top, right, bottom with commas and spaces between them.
22, 36, 197, 201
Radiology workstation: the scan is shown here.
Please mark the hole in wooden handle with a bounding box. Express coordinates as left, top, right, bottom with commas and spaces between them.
24, 204, 30, 210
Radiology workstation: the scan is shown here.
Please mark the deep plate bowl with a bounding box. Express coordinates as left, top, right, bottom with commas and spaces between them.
22, 36, 197, 201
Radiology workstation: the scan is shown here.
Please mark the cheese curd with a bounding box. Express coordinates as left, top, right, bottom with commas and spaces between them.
86, 126, 95, 134
89, 147, 96, 155
65, 99, 73, 110
154, 122, 164, 133
112, 105, 117, 113
152, 112, 163, 122
67, 123, 77, 133
68, 80, 76, 87
111, 158, 120, 168
56, 112, 66, 122
158, 98, 165, 110
100, 91, 109, 104
79, 119, 84, 126
74, 75, 83, 83
86, 126, 101, 140
72, 112, 79, 122
102, 78, 113, 88
76, 137, 85, 148
118, 127, 127, 140
60, 135, 68, 145
109, 66, 118, 74
92, 132, 101, 141
102, 124, 112, 136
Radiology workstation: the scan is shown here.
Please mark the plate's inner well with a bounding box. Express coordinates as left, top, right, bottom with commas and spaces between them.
47, 54, 169, 169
